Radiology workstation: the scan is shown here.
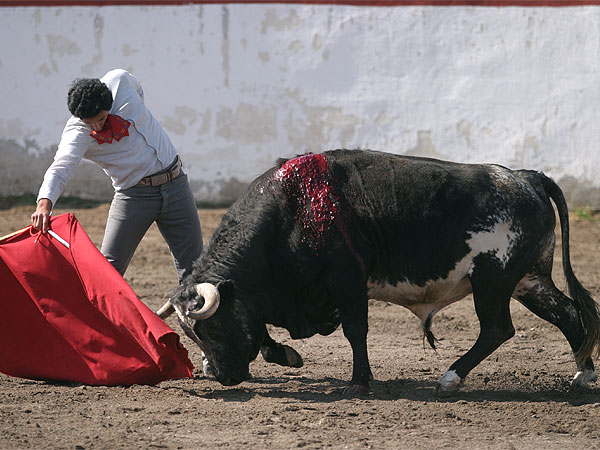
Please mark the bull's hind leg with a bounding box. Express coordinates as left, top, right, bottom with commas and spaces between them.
514, 275, 597, 388
437, 271, 516, 396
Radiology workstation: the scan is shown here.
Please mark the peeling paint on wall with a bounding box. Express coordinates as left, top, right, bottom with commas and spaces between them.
163, 106, 198, 136
216, 103, 277, 144
457, 120, 472, 147
221, 6, 230, 88
261, 8, 301, 34
81, 14, 103, 73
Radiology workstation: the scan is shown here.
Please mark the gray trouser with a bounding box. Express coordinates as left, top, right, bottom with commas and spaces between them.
101, 170, 202, 283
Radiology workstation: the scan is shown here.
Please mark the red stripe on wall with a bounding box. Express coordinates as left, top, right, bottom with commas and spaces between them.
1, 0, 599, 6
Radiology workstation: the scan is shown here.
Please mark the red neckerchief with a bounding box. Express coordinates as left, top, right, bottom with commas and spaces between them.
90, 114, 131, 145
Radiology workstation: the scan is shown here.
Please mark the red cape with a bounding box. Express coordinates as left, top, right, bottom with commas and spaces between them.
0, 213, 194, 385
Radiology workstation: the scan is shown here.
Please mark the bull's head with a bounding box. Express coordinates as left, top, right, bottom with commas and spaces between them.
157, 280, 263, 386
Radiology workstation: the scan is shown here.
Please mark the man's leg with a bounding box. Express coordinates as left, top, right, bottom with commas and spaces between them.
156, 173, 203, 282
101, 187, 162, 276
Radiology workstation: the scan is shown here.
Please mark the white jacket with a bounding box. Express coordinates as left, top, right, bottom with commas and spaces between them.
38, 69, 177, 205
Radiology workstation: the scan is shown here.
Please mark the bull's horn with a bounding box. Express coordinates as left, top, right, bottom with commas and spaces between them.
156, 300, 175, 319
187, 283, 220, 320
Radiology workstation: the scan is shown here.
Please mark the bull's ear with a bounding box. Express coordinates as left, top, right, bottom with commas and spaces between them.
216, 279, 235, 299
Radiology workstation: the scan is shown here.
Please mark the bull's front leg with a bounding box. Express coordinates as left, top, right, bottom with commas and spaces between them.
260, 327, 304, 368
339, 295, 373, 396
343, 321, 372, 395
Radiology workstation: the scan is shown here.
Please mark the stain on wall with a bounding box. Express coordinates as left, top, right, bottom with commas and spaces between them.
405, 131, 445, 159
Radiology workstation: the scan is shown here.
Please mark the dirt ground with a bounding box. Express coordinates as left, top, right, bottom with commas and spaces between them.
1, 203, 600, 449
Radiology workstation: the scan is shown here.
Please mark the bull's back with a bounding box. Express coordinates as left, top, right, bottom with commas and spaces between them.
324, 150, 556, 285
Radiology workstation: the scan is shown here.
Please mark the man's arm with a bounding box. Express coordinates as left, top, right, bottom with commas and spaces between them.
31, 198, 53, 233
32, 117, 92, 232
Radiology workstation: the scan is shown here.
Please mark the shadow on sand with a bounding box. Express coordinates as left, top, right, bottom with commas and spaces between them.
163, 374, 600, 406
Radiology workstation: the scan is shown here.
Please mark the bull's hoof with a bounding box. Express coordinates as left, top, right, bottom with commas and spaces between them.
570, 370, 598, 392
202, 356, 215, 379
435, 370, 463, 397
283, 345, 304, 368
341, 383, 370, 397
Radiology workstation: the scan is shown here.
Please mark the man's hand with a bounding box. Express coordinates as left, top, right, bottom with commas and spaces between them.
31, 198, 53, 233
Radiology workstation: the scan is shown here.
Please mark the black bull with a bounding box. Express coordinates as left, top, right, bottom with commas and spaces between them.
160, 149, 600, 395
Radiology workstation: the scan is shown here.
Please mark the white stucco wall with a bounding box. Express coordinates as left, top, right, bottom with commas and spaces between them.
1, 4, 599, 206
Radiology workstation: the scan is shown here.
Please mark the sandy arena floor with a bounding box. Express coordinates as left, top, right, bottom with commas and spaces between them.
1, 204, 599, 449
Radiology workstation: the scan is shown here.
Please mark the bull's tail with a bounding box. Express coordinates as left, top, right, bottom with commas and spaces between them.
542, 175, 600, 363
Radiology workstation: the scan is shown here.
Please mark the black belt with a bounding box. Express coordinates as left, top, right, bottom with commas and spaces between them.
137, 157, 181, 187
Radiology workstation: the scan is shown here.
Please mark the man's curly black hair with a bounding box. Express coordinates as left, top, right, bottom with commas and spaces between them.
67, 78, 113, 119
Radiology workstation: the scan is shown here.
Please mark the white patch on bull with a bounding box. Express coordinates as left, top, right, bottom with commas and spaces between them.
367, 220, 520, 323
368, 276, 472, 323
468, 221, 520, 268
572, 369, 598, 386
437, 370, 462, 393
